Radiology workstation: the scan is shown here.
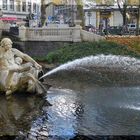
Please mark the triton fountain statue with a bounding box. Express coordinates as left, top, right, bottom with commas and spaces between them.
0, 38, 46, 95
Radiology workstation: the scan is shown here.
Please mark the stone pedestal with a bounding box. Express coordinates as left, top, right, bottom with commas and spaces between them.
72, 25, 82, 42
74, 20, 82, 26
19, 26, 26, 41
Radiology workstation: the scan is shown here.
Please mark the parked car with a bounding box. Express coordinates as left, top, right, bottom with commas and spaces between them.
127, 23, 136, 30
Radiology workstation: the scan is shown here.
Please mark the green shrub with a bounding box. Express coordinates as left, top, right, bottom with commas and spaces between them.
36, 41, 140, 64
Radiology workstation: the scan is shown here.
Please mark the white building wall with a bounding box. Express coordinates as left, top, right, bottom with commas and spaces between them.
85, 12, 89, 26
109, 12, 114, 26
7, 0, 10, 11
113, 11, 123, 26
90, 12, 96, 27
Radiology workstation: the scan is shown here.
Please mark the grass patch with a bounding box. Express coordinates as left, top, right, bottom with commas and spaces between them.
106, 36, 140, 53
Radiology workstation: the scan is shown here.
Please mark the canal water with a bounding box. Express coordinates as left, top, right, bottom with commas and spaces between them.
44, 86, 140, 138
30, 55, 140, 139
1, 55, 140, 139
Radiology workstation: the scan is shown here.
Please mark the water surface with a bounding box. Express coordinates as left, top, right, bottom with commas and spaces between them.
30, 55, 140, 139
41, 86, 140, 138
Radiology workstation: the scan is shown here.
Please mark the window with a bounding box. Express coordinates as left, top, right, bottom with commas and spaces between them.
36, 4, 40, 13
16, 0, 20, 12
9, 0, 14, 11
22, 2, 26, 12
33, 3, 37, 13
28, 2, 31, 12
3, 0, 7, 10
131, 25, 136, 28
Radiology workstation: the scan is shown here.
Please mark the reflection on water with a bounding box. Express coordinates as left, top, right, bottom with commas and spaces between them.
0, 86, 140, 139
0, 93, 44, 137
0, 83, 136, 139
36, 86, 140, 138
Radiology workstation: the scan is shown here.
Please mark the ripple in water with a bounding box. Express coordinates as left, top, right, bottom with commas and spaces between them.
28, 86, 140, 139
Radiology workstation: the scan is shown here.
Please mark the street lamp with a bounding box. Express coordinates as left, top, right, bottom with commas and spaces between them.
70, 0, 75, 27
87, 11, 91, 26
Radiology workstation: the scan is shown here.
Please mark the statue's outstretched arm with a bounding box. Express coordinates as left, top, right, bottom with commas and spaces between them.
12, 48, 42, 70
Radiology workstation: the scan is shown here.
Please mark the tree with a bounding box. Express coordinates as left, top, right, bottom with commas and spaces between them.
85, 0, 139, 35
41, 0, 47, 26
117, 0, 128, 26
117, 0, 140, 27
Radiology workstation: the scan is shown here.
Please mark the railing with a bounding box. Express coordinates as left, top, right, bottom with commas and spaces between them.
19, 25, 105, 42
19, 26, 82, 42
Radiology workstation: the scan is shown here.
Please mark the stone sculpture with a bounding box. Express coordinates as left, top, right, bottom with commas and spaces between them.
0, 38, 46, 95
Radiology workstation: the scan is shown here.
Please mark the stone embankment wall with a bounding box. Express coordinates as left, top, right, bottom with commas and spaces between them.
14, 33, 105, 58
13, 41, 72, 57
14, 26, 105, 57
81, 30, 105, 42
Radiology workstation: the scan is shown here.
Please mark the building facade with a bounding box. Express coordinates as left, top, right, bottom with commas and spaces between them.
84, 7, 139, 30
44, 0, 77, 24
44, 0, 76, 5
0, 0, 41, 20
84, 8, 123, 29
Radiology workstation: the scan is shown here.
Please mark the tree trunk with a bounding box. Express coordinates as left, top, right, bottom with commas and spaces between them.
123, 4, 127, 25
117, 0, 127, 26
41, 0, 46, 26
136, 5, 140, 36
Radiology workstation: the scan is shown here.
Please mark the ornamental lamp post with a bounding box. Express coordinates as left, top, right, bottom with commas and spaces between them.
87, 11, 91, 26
71, 0, 75, 27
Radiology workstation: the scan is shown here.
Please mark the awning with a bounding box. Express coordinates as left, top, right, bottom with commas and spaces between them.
16, 20, 26, 25
0, 17, 17, 21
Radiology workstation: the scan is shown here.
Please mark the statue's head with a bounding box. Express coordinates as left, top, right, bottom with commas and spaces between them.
0, 38, 13, 51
